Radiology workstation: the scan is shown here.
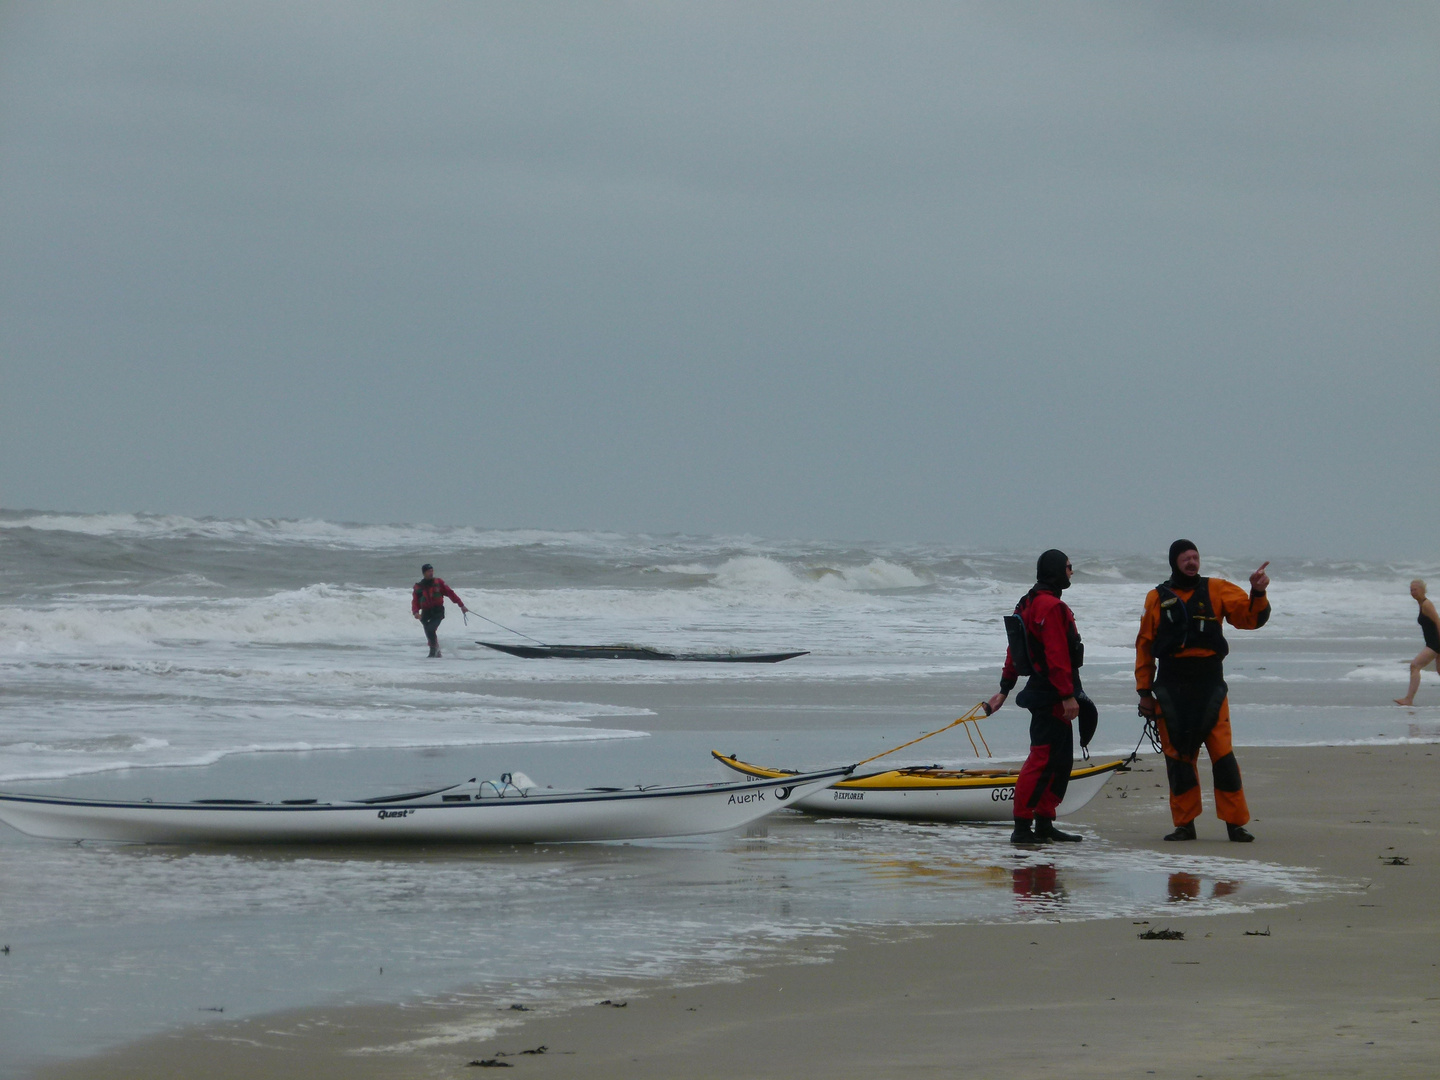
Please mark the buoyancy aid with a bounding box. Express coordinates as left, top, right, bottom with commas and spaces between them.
1009, 589, 1084, 710
1151, 578, 1229, 757
1003, 612, 1036, 677
1153, 578, 1229, 661
413, 578, 448, 610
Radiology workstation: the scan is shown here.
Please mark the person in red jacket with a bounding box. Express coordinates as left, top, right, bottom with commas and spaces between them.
987, 549, 1087, 844
1136, 540, 1270, 842
412, 563, 468, 658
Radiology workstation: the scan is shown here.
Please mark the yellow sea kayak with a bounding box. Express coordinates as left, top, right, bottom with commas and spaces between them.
712, 752, 1126, 823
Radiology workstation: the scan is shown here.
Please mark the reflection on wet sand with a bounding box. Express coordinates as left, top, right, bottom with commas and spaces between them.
1168, 871, 1240, 902
861, 855, 1012, 887
1012, 862, 1066, 905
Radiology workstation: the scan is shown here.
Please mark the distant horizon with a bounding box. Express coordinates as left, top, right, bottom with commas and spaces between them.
1, 502, 1432, 569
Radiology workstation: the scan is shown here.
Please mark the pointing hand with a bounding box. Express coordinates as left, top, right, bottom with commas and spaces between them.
1250, 561, 1270, 594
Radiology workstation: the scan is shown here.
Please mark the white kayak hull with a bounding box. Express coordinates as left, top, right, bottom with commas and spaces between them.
0, 767, 852, 845
713, 753, 1124, 823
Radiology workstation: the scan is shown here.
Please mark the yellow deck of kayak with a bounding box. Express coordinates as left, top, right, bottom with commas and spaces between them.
712, 751, 1126, 790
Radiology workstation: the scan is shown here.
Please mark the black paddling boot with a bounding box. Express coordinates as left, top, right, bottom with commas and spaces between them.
1010, 819, 1036, 844
1227, 823, 1254, 842
1034, 818, 1082, 843
1165, 821, 1197, 841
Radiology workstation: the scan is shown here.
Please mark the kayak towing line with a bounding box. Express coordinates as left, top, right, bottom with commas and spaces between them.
461, 607, 549, 646
854, 701, 993, 767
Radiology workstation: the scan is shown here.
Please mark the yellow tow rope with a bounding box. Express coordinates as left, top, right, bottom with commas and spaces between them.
855, 701, 992, 768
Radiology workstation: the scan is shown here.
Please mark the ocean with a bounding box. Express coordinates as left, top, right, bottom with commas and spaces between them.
1, 511, 1435, 1075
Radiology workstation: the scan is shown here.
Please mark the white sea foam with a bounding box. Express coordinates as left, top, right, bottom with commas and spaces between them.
0, 510, 637, 552
1, 511, 1435, 784
681, 555, 933, 594
0, 667, 653, 781
0, 586, 410, 653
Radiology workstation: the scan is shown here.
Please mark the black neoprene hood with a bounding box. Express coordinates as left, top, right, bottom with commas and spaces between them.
1167, 539, 1200, 589
1036, 549, 1070, 592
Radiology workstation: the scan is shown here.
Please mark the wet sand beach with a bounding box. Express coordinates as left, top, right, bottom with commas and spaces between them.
33, 742, 1440, 1080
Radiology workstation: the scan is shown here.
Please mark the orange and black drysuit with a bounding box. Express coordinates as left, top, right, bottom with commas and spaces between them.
1000, 582, 1084, 822
1136, 575, 1269, 827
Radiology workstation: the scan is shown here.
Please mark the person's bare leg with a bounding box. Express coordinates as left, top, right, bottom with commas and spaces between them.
1395, 648, 1437, 705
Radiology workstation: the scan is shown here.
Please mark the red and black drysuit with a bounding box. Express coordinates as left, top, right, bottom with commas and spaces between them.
999, 585, 1085, 823
412, 576, 466, 656
1136, 576, 1268, 827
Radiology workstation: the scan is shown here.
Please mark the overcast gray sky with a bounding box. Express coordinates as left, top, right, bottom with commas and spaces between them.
1, 2, 1435, 558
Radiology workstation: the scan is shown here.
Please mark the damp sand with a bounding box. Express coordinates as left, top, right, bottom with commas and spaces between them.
28, 743, 1440, 1080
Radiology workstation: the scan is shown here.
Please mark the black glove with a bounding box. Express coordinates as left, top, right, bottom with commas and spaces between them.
1076, 692, 1098, 749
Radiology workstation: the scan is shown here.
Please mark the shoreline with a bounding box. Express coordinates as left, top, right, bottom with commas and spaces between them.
28, 743, 1440, 1080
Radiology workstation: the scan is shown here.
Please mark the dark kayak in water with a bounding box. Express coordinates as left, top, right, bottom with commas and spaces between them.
476, 641, 809, 663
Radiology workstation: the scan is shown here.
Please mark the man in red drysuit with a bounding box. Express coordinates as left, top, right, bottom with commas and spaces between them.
412, 563, 468, 658
987, 549, 1089, 844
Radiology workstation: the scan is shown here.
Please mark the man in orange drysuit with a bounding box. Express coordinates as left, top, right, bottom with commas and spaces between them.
1136, 540, 1270, 842
987, 549, 1090, 844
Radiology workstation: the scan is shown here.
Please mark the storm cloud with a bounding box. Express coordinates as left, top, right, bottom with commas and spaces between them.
1, 3, 1435, 557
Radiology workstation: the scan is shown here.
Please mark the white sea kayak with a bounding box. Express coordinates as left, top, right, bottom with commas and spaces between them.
713, 752, 1124, 823
0, 766, 854, 845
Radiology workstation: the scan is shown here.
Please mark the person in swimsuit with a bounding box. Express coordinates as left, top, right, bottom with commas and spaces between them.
1394, 579, 1440, 706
